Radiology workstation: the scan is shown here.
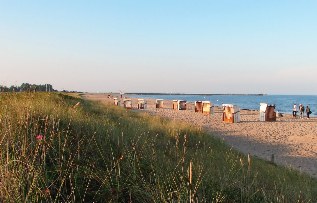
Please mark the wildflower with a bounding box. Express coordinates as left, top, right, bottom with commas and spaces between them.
43, 188, 50, 197
36, 134, 44, 140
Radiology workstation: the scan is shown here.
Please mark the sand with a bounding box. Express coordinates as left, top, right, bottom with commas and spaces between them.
82, 93, 317, 178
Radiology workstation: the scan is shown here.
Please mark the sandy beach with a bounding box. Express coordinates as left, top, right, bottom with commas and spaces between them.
83, 93, 317, 178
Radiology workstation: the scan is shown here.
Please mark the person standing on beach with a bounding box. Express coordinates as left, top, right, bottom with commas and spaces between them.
306, 105, 311, 119
299, 104, 305, 118
293, 104, 297, 118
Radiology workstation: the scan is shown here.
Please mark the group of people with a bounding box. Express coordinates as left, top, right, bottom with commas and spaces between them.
292, 104, 311, 118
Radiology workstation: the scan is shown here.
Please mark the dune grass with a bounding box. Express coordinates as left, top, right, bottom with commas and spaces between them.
0, 92, 316, 202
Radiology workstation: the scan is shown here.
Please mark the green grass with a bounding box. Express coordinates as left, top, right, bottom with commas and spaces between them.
0, 92, 316, 202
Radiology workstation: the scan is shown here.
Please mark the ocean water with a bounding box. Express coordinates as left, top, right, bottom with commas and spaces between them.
130, 94, 317, 116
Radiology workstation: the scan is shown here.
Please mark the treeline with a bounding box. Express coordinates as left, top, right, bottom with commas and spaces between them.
0, 83, 55, 92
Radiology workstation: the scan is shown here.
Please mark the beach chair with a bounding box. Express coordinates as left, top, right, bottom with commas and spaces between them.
173, 100, 178, 110
178, 100, 187, 110
202, 101, 211, 115
123, 99, 132, 109
156, 99, 164, 108
260, 103, 276, 121
137, 99, 146, 109
195, 101, 203, 113
222, 104, 241, 123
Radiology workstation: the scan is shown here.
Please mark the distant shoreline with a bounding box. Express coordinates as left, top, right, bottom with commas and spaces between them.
126, 93, 266, 96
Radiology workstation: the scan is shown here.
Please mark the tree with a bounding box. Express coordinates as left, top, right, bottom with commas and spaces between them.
0, 83, 56, 92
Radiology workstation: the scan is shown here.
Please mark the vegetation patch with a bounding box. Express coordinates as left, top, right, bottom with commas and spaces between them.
0, 92, 316, 202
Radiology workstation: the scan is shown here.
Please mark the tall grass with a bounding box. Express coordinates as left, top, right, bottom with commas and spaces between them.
0, 92, 316, 202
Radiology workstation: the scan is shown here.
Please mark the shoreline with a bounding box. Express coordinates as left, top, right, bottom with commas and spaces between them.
123, 93, 317, 117
83, 93, 317, 179
126, 93, 266, 96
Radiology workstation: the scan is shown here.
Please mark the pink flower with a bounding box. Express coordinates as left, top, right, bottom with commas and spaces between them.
36, 134, 44, 140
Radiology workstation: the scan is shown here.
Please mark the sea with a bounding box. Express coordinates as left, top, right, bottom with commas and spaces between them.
129, 94, 317, 116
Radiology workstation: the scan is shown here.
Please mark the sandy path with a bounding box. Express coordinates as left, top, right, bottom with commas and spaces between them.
82, 93, 317, 178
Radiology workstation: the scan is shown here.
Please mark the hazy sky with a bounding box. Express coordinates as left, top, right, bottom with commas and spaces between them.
1, 1, 316, 94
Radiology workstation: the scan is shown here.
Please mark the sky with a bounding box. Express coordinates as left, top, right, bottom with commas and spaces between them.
0, 1, 316, 94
